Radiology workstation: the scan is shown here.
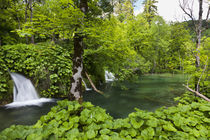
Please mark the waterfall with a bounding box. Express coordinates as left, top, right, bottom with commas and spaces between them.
105, 71, 115, 82
82, 79, 92, 91
6, 72, 53, 108
10, 73, 39, 102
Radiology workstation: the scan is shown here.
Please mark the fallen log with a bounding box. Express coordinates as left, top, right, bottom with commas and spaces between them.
183, 84, 210, 102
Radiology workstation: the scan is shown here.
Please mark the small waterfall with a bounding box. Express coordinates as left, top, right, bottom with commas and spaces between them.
10, 73, 39, 102
6, 72, 53, 108
105, 70, 115, 82
82, 79, 92, 91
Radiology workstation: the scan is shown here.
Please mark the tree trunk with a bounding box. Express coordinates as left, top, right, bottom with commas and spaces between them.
69, 34, 84, 103
25, 0, 28, 43
29, 0, 34, 44
152, 59, 156, 74
178, 51, 182, 71
69, 0, 88, 103
195, 0, 203, 92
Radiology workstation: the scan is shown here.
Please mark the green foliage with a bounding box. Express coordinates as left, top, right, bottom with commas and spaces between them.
142, 0, 158, 23
1, 100, 209, 139
182, 36, 210, 98
0, 43, 72, 102
0, 0, 25, 45
165, 22, 191, 73
17, 0, 83, 40
84, 16, 142, 81
114, 0, 134, 22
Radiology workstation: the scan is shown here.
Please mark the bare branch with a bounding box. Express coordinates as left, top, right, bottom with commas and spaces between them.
183, 57, 209, 102
190, 47, 196, 58
202, 5, 210, 31
187, 75, 192, 87
197, 56, 208, 91
205, 5, 210, 21
179, 0, 197, 32
179, 1, 195, 21
183, 84, 210, 102
85, 72, 104, 95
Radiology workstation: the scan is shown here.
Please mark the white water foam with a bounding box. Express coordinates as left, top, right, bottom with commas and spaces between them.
105, 70, 115, 82
10, 72, 39, 102
6, 72, 55, 108
82, 79, 92, 91
5, 98, 55, 108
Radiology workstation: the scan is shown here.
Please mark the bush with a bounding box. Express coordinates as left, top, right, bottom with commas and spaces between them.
0, 43, 72, 103
1, 100, 209, 139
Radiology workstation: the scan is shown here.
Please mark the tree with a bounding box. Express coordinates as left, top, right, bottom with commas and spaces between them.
0, 0, 24, 45
114, 0, 135, 22
69, 0, 88, 103
83, 16, 141, 81
167, 22, 191, 73
17, 0, 114, 102
179, 0, 210, 92
142, 0, 158, 24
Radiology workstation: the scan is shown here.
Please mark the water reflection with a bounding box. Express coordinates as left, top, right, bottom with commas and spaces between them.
84, 74, 187, 118
0, 74, 187, 131
0, 102, 57, 132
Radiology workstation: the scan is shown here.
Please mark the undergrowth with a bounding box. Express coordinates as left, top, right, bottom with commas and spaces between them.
0, 99, 209, 140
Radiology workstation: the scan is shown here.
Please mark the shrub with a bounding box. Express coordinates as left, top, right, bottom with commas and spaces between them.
0, 100, 209, 139
0, 43, 72, 103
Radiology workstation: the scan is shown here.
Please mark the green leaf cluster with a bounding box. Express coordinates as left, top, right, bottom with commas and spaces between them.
0, 43, 72, 102
1, 100, 209, 139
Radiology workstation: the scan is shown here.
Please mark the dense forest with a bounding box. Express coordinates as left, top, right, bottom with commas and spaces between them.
0, 0, 209, 139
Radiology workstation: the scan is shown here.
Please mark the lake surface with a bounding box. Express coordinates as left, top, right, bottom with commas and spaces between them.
0, 74, 186, 132
0, 102, 57, 132
84, 74, 187, 118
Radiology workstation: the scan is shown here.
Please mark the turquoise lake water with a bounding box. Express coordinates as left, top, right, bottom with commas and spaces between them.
84, 74, 187, 118
0, 74, 187, 131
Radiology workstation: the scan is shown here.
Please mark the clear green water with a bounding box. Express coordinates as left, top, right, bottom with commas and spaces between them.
0, 102, 57, 132
84, 74, 187, 118
0, 74, 187, 132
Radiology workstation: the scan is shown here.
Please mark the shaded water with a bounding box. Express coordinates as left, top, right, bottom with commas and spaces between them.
84, 74, 187, 118
0, 102, 57, 132
0, 74, 186, 132
0, 72, 57, 131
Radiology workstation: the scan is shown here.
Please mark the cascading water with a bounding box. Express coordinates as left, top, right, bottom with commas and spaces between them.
6, 72, 53, 108
82, 79, 92, 91
11, 73, 39, 102
105, 70, 115, 82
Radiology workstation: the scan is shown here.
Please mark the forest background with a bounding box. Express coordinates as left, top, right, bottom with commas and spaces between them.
0, 0, 210, 139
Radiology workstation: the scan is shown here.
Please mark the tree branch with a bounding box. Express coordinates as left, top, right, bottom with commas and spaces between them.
186, 75, 192, 87
85, 72, 104, 95
202, 5, 210, 31
205, 5, 210, 21
196, 56, 208, 92
184, 57, 209, 102
183, 84, 210, 102
179, 0, 197, 32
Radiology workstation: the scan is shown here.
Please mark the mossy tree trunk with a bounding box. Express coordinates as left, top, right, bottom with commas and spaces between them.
69, 0, 88, 103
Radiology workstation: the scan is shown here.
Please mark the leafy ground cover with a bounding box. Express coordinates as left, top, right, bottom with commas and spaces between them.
0, 99, 209, 140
